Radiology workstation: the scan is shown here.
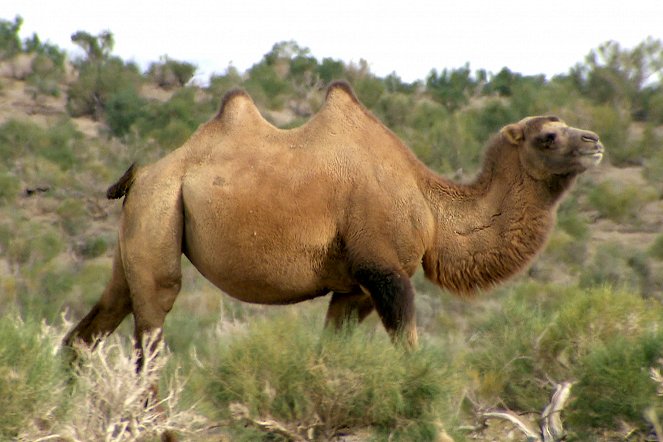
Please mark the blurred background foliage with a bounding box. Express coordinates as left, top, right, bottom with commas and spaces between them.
1, 14, 663, 441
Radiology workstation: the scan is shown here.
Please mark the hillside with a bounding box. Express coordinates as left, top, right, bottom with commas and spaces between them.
1, 26, 663, 441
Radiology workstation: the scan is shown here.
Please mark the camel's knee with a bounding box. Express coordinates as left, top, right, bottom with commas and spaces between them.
353, 266, 416, 341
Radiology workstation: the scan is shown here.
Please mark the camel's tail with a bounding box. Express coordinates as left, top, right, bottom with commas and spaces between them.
106, 163, 136, 199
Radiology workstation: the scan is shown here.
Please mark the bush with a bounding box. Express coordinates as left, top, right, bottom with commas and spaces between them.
0, 16, 22, 59
587, 180, 656, 223
57, 199, 88, 236
0, 118, 83, 171
104, 87, 146, 138
147, 56, 197, 89
0, 170, 20, 204
649, 234, 663, 261
468, 283, 663, 437
67, 56, 143, 120
135, 87, 214, 150
26, 51, 65, 97
201, 313, 459, 441
0, 315, 65, 439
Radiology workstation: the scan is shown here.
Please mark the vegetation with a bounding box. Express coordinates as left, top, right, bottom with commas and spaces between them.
0, 19, 662, 440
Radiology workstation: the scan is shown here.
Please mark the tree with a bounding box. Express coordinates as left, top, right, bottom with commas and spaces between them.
426, 64, 477, 111
67, 30, 142, 120
0, 16, 23, 59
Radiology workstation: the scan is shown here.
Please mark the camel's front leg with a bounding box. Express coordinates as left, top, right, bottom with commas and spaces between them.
324, 290, 375, 330
353, 266, 419, 349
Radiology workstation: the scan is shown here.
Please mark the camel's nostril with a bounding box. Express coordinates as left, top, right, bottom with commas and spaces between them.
581, 134, 599, 143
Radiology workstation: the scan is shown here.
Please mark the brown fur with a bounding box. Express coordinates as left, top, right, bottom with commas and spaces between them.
64, 81, 604, 354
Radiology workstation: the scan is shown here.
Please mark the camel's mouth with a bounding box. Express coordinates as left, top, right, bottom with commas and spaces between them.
575, 146, 604, 168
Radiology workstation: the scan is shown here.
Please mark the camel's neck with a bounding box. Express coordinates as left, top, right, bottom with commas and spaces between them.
421, 137, 576, 295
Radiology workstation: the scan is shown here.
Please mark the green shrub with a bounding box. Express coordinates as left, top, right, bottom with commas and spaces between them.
0, 118, 83, 171
135, 87, 214, 150
0, 315, 65, 439
57, 199, 88, 236
104, 87, 146, 138
579, 242, 642, 290
0, 16, 22, 59
26, 52, 64, 97
67, 56, 143, 119
590, 105, 633, 165
0, 170, 20, 204
568, 333, 663, 433
587, 180, 656, 223
201, 313, 459, 441
147, 56, 197, 89
468, 283, 663, 436
76, 236, 108, 259
649, 234, 663, 260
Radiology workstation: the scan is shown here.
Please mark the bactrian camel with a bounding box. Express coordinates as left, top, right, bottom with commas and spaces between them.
64, 81, 604, 355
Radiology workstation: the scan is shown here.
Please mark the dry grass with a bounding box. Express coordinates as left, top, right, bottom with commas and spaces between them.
16, 316, 208, 442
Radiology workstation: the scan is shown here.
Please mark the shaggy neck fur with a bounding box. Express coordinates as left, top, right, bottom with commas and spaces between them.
421, 134, 577, 295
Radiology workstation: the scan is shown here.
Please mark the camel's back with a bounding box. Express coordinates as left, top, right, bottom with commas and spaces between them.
178, 82, 422, 202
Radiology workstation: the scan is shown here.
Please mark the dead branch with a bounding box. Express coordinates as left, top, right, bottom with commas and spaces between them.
478, 382, 574, 442
229, 403, 308, 442
541, 382, 573, 442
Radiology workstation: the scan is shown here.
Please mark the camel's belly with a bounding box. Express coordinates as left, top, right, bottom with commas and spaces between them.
181, 174, 353, 303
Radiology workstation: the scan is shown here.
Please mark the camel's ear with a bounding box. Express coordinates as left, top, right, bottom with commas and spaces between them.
501, 123, 524, 145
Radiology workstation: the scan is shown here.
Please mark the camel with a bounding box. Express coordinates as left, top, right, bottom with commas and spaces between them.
64, 81, 604, 356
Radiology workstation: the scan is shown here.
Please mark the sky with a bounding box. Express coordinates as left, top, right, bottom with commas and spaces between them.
2, 0, 663, 84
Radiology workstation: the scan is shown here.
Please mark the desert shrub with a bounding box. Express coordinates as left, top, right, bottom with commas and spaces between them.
468, 283, 663, 436
76, 235, 109, 259
643, 136, 663, 187
135, 87, 214, 150
0, 315, 65, 439
25, 52, 64, 97
579, 241, 646, 292
147, 56, 197, 89
0, 169, 20, 204
352, 74, 386, 109
556, 197, 590, 240
207, 66, 243, 100
649, 234, 663, 261
316, 57, 346, 84
589, 104, 633, 165
568, 333, 663, 433
4, 220, 64, 268
67, 51, 143, 120
244, 61, 291, 109
57, 199, 88, 236
104, 87, 146, 138
587, 180, 656, 223
0, 118, 83, 171
0, 16, 22, 59
201, 313, 459, 441
6, 319, 208, 441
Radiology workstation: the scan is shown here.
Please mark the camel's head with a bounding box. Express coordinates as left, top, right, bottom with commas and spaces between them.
501, 116, 604, 179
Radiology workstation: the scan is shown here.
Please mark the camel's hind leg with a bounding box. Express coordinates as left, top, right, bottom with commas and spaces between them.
119, 183, 184, 369
324, 291, 375, 330
63, 245, 132, 349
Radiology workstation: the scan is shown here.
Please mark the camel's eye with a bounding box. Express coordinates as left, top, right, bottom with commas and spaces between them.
537, 133, 556, 148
